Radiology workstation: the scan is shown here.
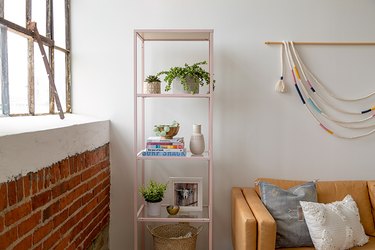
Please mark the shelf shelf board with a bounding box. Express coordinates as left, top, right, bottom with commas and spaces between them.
137, 204, 211, 223
137, 151, 210, 161
137, 93, 211, 98
135, 29, 213, 41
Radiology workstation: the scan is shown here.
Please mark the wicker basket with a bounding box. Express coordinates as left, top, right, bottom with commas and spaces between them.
147, 224, 203, 250
144, 81, 161, 94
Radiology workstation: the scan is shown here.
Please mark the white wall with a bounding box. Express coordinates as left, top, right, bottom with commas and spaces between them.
71, 1, 375, 249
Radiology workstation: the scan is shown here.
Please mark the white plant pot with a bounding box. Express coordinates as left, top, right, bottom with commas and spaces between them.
172, 77, 200, 94
147, 201, 162, 216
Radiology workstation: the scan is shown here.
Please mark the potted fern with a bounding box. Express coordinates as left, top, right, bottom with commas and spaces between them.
157, 61, 211, 94
139, 180, 167, 216
144, 75, 161, 94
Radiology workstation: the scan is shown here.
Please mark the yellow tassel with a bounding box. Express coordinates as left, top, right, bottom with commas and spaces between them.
275, 79, 287, 93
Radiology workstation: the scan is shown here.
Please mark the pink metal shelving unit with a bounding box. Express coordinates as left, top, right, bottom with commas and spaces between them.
133, 29, 214, 250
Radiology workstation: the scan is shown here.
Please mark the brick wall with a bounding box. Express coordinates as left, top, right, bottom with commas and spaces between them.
0, 144, 110, 250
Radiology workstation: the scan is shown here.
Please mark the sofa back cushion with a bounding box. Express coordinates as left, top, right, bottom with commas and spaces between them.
255, 178, 375, 236
367, 181, 375, 232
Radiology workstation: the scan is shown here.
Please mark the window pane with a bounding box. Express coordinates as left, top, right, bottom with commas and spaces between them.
4, 0, 26, 27
53, 0, 66, 48
32, 0, 47, 37
34, 45, 50, 114
54, 50, 66, 112
8, 32, 28, 114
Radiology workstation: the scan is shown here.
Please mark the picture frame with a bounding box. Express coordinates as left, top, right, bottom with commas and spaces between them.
169, 177, 202, 212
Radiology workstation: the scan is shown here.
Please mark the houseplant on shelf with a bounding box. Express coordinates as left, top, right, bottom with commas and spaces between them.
144, 75, 161, 94
157, 61, 211, 94
139, 180, 168, 216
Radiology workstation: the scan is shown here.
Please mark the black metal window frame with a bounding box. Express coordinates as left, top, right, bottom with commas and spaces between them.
0, 0, 71, 116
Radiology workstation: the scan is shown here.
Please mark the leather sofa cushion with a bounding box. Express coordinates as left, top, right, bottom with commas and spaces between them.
255, 178, 375, 236
368, 181, 375, 229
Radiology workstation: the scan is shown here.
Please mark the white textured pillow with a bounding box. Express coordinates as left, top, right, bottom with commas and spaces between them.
300, 195, 369, 250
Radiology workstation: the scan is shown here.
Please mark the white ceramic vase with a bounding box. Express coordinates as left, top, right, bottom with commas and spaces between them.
189, 124, 205, 155
147, 201, 162, 216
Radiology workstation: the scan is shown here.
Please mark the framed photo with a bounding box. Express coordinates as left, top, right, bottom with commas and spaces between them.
169, 177, 202, 212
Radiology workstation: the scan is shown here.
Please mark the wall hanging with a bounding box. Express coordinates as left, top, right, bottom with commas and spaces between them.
267, 41, 375, 139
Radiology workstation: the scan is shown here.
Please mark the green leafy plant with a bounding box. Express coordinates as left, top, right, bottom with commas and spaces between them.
157, 61, 211, 93
145, 75, 161, 83
139, 180, 168, 203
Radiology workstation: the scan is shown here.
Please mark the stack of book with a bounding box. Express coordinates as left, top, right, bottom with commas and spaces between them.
142, 137, 186, 157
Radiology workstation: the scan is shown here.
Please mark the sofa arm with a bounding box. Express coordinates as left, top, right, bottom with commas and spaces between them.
231, 187, 257, 250
242, 188, 276, 250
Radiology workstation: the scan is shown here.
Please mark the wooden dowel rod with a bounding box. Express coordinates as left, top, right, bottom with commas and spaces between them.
265, 41, 375, 46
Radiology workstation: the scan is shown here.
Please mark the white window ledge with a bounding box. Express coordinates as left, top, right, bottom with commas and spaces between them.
0, 114, 110, 182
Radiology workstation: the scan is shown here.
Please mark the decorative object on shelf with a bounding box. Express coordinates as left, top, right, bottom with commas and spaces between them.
144, 136, 186, 157
157, 61, 211, 94
153, 120, 180, 139
268, 40, 375, 139
147, 223, 203, 250
166, 205, 180, 215
170, 177, 202, 212
139, 180, 168, 216
189, 124, 205, 155
144, 75, 161, 94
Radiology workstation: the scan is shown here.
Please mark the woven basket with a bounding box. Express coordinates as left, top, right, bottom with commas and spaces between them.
144, 81, 161, 94
147, 224, 203, 250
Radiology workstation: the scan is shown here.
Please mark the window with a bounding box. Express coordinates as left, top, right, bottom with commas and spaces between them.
0, 0, 71, 117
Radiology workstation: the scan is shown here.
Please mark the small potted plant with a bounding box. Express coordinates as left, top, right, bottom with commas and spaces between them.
157, 61, 211, 94
144, 75, 161, 94
139, 180, 167, 216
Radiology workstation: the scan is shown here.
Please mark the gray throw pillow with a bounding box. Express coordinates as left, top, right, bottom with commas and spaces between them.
259, 181, 317, 248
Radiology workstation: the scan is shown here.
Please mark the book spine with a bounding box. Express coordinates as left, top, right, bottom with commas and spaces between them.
146, 142, 184, 145
146, 144, 184, 149
146, 148, 185, 152
141, 151, 187, 157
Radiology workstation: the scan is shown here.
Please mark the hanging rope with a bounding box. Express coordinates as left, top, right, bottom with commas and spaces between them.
282, 41, 375, 139
275, 44, 287, 93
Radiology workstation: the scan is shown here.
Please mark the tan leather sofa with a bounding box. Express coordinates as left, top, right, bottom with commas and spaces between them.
232, 178, 375, 250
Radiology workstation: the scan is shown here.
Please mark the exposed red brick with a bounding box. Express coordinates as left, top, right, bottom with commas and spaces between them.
43, 200, 60, 222
7, 181, 17, 206
33, 220, 53, 244
44, 168, 51, 189
59, 159, 70, 179
68, 175, 81, 190
5, 201, 32, 226
0, 183, 7, 211
16, 177, 24, 202
68, 198, 82, 216
31, 173, 38, 195
42, 230, 60, 250
83, 224, 101, 250
49, 164, 58, 185
23, 174, 31, 198
37, 169, 44, 191
31, 190, 51, 210
0, 226, 18, 249
69, 156, 77, 174
76, 153, 85, 172
52, 181, 68, 199
102, 176, 110, 189
87, 177, 98, 191
60, 191, 75, 210
18, 211, 41, 237
52, 163, 61, 184
33, 244, 43, 250
54, 235, 70, 250
53, 209, 69, 228
81, 163, 101, 182
82, 191, 94, 204
0, 216, 4, 233
13, 234, 32, 250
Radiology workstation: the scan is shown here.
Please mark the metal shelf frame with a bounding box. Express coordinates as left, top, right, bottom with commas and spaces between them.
133, 29, 214, 250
